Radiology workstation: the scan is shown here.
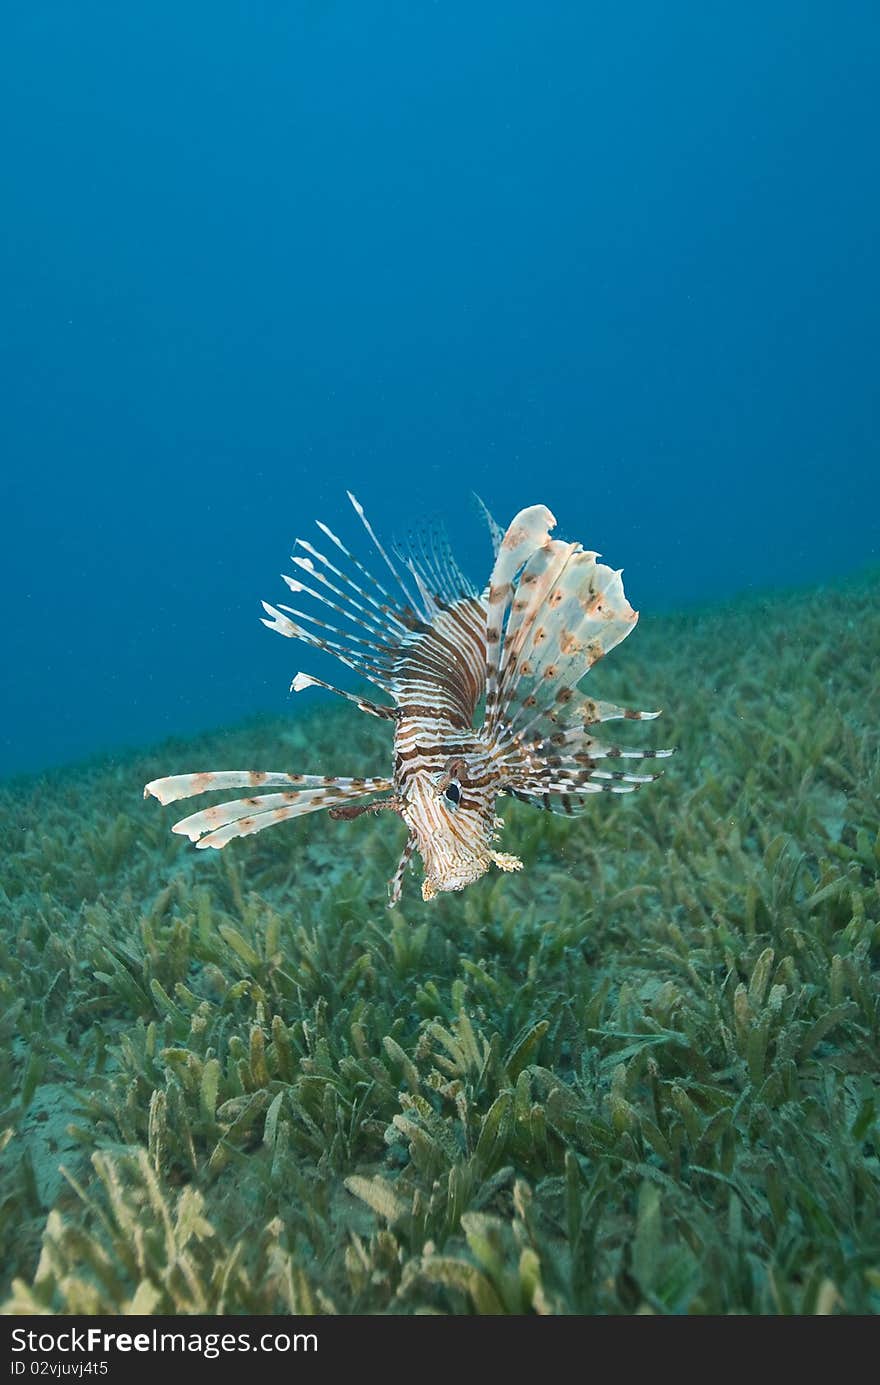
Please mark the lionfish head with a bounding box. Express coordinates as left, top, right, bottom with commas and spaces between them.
400, 751, 505, 901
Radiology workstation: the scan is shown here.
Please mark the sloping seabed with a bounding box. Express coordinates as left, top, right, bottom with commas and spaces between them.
1, 573, 878, 1315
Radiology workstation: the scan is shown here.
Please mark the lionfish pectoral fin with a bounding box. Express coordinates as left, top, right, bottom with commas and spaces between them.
143, 770, 314, 806
143, 770, 394, 849
589, 700, 663, 724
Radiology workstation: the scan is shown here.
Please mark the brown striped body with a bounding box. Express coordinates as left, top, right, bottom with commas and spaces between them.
390, 595, 502, 897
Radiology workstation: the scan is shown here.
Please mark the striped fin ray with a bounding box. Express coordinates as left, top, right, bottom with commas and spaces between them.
490, 697, 673, 769
295, 537, 413, 635
283, 563, 405, 643
509, 730, 675, 765
260, 601, 393, 690
581, 698, 663, 725
263, 496, 490, 720
394, 521, 477, 613
145, 770, 326, 806
431, 522, 479, 599
273, 599, 394, 674
497, 695, 663, 745
262, 499, 425, 695
509, 754, 660, 809
293, 542, 415, 639
509, 780, 637, 814
527, 757, 662, 788
346, 491, 425, 621
503, 741, 663, 808
289, 672, 395, 719
144, 771, 393, 849
275, 597, 391, 660
473, 493, 504, 558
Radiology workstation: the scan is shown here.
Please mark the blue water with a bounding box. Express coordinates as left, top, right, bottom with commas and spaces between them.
2, 1, 877, 779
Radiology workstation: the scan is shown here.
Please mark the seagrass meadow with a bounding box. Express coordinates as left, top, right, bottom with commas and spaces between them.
1, 573, 878, 1316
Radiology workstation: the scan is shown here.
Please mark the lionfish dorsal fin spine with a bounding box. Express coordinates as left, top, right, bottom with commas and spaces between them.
298, 536, 412, 634
347, 491, 424, 619
473, 493, 504, 558
285, 562, 400, 641
290, 672, 395, 719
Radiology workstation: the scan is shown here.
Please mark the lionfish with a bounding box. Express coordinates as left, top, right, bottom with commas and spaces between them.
145, 495, 672, 905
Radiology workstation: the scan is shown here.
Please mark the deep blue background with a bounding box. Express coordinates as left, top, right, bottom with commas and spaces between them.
2, 2, 877, 777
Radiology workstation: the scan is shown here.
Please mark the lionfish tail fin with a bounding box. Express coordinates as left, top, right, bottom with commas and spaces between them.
144, 771, 394, 849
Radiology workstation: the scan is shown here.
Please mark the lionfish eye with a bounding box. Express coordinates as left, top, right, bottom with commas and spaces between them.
444, 780, 462, 806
